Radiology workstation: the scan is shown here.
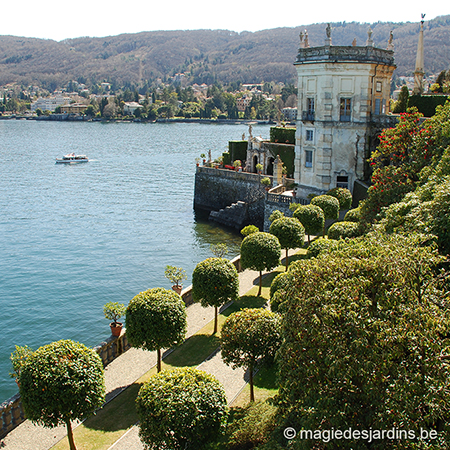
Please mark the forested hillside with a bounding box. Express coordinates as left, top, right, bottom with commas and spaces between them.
1, 15, 449, 89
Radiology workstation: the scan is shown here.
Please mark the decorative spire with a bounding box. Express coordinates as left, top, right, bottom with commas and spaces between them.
413, 14, 425, 95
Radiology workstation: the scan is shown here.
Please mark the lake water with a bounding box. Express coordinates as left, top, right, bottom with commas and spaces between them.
0, 120, 271, 402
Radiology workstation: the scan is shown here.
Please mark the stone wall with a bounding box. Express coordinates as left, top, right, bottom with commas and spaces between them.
194, 166, 270, 229
263, 195, 309, 231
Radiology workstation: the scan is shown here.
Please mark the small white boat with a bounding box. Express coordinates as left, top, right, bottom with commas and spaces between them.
55, 153, 89, 164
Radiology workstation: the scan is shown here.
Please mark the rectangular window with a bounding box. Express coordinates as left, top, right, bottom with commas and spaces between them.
376, 81, 382, 92
375, 98, 381, 115
306, 130, 314, 141
336, 175, 348, 189
340, 98, 351, 122
307, 98, 315, 113
305, 150, 313, 168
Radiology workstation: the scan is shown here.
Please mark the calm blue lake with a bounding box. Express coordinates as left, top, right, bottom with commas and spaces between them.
0, 120, 271, 402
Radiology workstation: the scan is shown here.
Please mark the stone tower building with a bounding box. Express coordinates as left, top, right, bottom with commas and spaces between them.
294, 26, 396, 198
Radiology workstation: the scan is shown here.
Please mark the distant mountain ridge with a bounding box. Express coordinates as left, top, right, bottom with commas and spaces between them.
1, 15, 449, 89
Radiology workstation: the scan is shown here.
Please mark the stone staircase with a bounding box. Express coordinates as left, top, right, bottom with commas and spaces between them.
209, 201, 248, 229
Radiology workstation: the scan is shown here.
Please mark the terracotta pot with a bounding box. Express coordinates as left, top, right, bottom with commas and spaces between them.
110, 322, 123, 337
172, 285, 182, 295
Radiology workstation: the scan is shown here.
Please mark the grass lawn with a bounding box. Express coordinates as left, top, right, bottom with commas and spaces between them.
51, 249, 307, 449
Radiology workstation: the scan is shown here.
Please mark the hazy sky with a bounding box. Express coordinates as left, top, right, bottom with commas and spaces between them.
2, 1, 446, 41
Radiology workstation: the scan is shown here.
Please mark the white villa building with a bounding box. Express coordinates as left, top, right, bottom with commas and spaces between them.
294, 26, 396, 197
31, 95, 71, 112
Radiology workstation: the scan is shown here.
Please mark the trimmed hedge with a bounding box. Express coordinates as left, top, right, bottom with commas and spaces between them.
327, 221, 360, 240
229, 141, 247, 163
222, 151, 231, 166
408, 94, 449, 118
265, 143, 295, 177
270, 127, 295, 145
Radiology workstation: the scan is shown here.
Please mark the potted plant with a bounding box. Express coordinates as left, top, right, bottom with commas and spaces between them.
164, 265, 187, 295
256, 163, 263, 174
200, 153, 206, 165
10, 345, 34, 386
261, 177, 271, 191
195, 157, 201, 166
233, 159, 242, 171
103, 302, 127, 337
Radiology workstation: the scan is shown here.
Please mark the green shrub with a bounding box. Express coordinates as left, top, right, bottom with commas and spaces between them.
268, 210, 284, 222
326, 187, 352, 210
136, 368, 228, 449
241, 225, 259, 237
222, 151, 231, 166
310, 195, 339, 221
269, 126, 295, 144
192, 257, 239, 333
270, 272, 293, 312
270, 272, 292, 300
240, 232, 281, 296
344, 207, 361, 223
307, 237, 339, 258
227, 401, 277, 449
328, 221, 360, 240
293, 205, 325, 242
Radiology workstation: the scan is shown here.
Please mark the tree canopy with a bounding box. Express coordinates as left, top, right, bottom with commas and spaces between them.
19, 339, 105, 450
136, 368, 228, 449
292, 204, 325, 243
221, 308, 281, 402
126, 287, 187, 371
269, 216, 304, 269
240, 232, 281, 296
192, 257, 239, 333
275, 233, 450, 449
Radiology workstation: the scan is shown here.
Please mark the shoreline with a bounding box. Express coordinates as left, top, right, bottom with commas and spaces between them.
0, 115, 278, 125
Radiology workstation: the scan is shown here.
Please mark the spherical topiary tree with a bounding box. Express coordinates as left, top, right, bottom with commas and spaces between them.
326, 187, 353, 210
192, 258, 239, 334
310, 194, 340, 237
19, 340, 105, 450
293, 204, 325, 244
221, 308, 281, 402
269, 216, 305, 270
328, 221, 360, 240
240, 232, 281, 296
241, 225, 259, 237
126, 287, 187, 372
136, 368, 228, 449
344, 207, 361, 223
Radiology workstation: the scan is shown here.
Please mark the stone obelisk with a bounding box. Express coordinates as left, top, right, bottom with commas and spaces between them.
413, 14, 425, 95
